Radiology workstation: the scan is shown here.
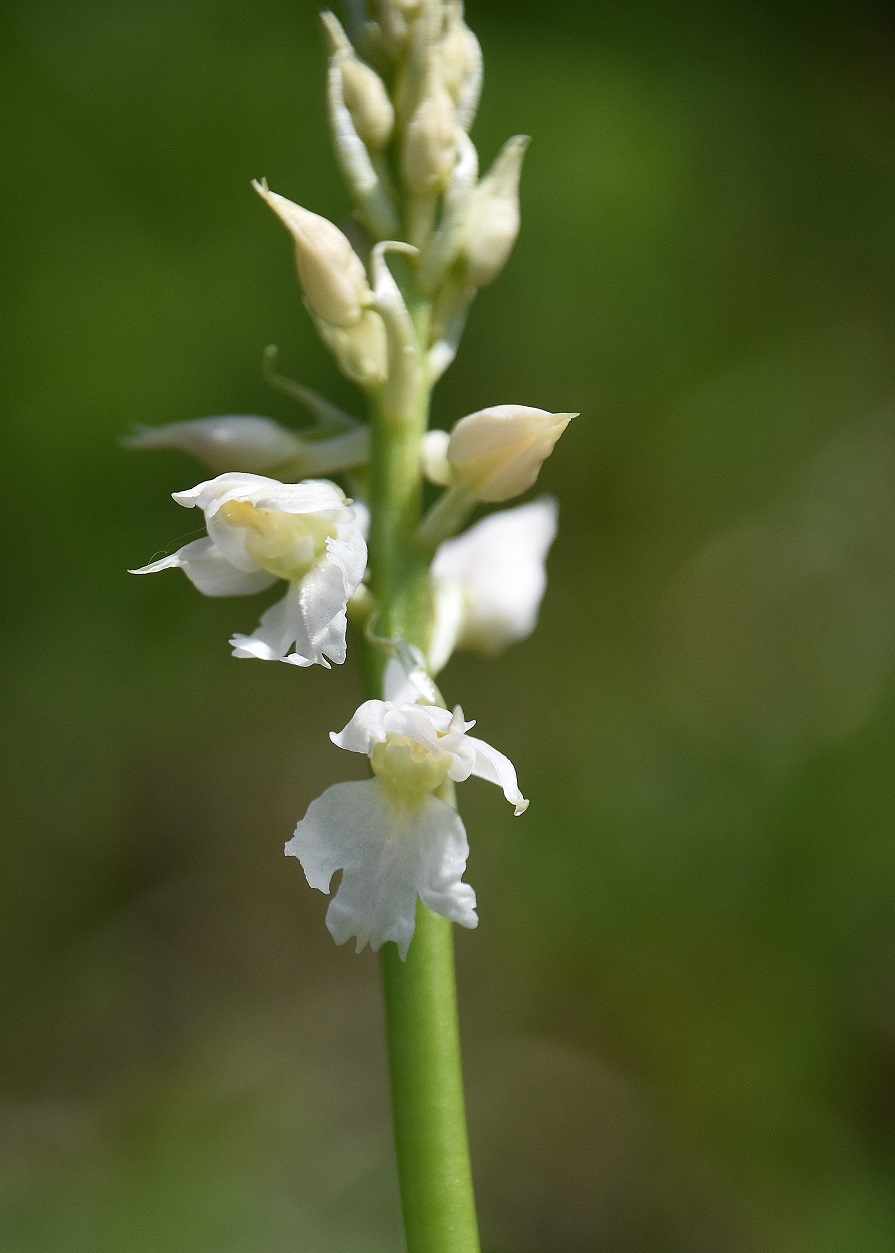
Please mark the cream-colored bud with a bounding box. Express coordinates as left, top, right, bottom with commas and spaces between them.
401, 56, 458, 196
253, 180, 372, 328
341, 56, 395, 151
462, 135, 529, 288
439, 3, 482, 130
322, 12, 395, 152
447, 405, 575, 502
316, 307, 389, 388
374, 0, 422, 57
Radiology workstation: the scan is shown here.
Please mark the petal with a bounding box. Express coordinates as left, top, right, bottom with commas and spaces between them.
171, 472, 278, 511
431, 497, 558, 661
286, 779, 478, 959
293, 527, 367, 663
228, 526, 365, 667
230, 585, 316, 664
426, 577, 465, 675
384, 703, 455, 746
174, 472, 348, 517
331, 699, 390, 754
129, 537, 277, 597
232, 478, 349, 516
465, 735, 529, 814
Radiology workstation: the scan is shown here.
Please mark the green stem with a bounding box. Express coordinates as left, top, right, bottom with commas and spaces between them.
381, 901, 480, 1253
362, 293, 481, 1253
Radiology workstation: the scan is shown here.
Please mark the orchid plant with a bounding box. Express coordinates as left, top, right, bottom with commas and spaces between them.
130, 3, 574, 1248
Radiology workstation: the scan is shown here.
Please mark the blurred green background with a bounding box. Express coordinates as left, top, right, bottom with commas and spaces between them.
4, 0, 895, 1248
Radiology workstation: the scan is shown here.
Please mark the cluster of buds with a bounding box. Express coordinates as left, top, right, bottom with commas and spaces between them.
129, 0, 575, 957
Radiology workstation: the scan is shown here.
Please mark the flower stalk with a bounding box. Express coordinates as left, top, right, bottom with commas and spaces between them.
363, 260, 480, 1248
381, 899, 480, 1253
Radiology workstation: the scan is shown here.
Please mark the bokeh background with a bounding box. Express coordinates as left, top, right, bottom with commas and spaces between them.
4, 0, 895, 1248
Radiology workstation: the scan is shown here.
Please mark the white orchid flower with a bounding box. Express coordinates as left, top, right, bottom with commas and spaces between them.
286, 699, 528, 958
130, 472, 367, 668
427, 497, 558, 673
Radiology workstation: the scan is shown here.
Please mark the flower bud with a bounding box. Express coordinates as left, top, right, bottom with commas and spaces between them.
377, 0, 420, 56
439, 2, 482, 131
124, 415, 303, 473
461, 135, 529, 288
253, 180, 372, 328
322, 12, 394, 152
446, 404, 575, 502
401, 55, 458, 196
316, 308, 389, 387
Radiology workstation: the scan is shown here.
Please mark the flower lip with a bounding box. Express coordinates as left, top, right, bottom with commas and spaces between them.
287, 779, 477, 958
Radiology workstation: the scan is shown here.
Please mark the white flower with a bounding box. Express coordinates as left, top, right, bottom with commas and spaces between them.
427, 497, 558, 673
130, 472, 367, 667
286, 699, 527, 957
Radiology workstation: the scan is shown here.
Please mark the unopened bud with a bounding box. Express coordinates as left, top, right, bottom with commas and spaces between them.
462, 135, 529, 288
316, 308, 389, 388
322, 12, 394, 152
253, 180, 372, 328
401, 55, 458, 196
124, 416, 303, 474
377, 0, 420, 55
447, 404, 575, 502
439, 3, 482, 131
